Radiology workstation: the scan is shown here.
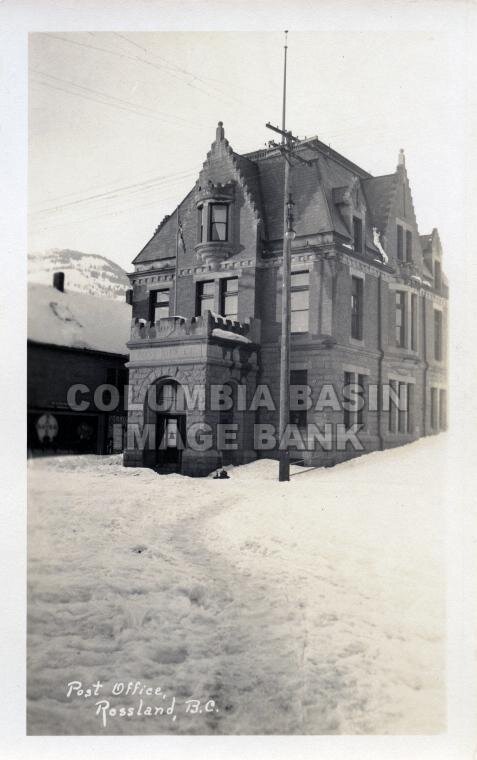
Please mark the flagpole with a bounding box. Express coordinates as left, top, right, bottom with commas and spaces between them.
279, 29, 291, 482
174, 208, 180, 315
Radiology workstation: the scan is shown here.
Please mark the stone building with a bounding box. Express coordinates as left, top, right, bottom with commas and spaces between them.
124, 122, 448, 476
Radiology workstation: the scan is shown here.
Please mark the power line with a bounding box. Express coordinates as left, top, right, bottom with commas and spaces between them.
30, 167, 200, 217
44, 33, 230, 105
30, 77, 205, 132
31, 69, 204, 128
30, 165, 201, 210
113, 32, 251, 107
31, 188, 191, 231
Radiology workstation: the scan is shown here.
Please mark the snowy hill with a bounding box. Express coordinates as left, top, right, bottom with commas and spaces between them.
28, 249, 129, 301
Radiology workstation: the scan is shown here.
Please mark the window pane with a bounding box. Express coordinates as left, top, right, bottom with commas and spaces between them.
211, 204, 227, 223
396, 292, 405, 347
406, 230, 412, 262
351, 277, 363, 340
200, 281, 214, 296
430, 387, 438, 430
398, 382, 407, 433
224, 277, 238, 293
291, 290, 308, 311
291, 272, 309, 288
200, 296, 214, 316
353, 217, 363, 251
357, 374, 365, 426
210, 204, 228, 242
407, 383, 414, 433
434, 310, 442, 360
439, 389, 446, 430
150, 290, 170, 322
397, 225, 403, 261
154, 305, 169, 321
291, 310, 308, 333
157, 290, 169, 305
223, 294, 238, 318
411, 294, 417, 350
198, 206, 204, 243
211, 223, 227, 241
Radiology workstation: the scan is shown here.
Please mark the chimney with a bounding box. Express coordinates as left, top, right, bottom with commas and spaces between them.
216, 120, 225, 142
53, 271, 65, 292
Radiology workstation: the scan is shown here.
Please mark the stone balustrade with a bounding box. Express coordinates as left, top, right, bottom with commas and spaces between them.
128, 310, 261, 345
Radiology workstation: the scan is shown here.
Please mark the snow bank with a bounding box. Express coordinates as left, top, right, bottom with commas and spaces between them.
27, 436, 447, 735
211, 328, 252, 343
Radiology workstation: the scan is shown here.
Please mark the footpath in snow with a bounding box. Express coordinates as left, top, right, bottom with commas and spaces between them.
27, 436, 447, 735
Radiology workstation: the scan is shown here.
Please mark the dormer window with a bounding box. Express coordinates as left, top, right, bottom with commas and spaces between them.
397, 224, 404, 261
406, 230, 412, 262
209, 203, 228, 241
353, 216, 363, 252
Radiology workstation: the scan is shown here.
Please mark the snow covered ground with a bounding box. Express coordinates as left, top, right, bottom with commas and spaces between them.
27, 437, 447, 735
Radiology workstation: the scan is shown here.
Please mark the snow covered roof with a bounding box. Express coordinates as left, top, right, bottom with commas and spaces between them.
28, 283, 131, 355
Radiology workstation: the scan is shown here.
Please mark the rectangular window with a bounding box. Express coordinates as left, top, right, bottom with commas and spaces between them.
209, 203, 228, 241
406, 230, 412, 262
434, 260, 442, 291
430, 387, 438, 431
434, 309, 443, 360
395, 291, 406, 347
197, 205, 205, 243
357, 374, 366, 428
290, 271, 309, 333
411, 293, 417, 351
353, 217, 363, 252
343, 372, 366, 429
407, 383, 414, 434
397, 224, 404, 261
351, 276, 364, 340
290, 369, 308, 428
149, 289, 170, 323
220, 277, 238, 320
398, 382, 407, 433
344, 371, 353, 429
388, 379, 398, 433
196, 280, 214, 317
439, 389, 447, 430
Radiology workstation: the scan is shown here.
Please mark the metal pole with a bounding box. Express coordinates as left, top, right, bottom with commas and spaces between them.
173, 208, 180, 315
281, 31, 288, 142
278, 154, 291, 481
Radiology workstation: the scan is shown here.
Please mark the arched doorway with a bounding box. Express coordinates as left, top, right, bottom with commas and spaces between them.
144, 378, 186, 473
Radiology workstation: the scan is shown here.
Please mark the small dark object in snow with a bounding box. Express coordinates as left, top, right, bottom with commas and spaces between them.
131, 544, 147, 554
213, 468, 230, 480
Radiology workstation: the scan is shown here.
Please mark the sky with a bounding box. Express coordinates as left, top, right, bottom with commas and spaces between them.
29, 30, 466, 273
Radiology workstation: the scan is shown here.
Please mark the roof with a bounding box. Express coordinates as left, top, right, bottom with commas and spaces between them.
132, 125, 404, 263
28, 283, 131, 355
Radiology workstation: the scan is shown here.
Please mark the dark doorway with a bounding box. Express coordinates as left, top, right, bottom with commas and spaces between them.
155, 413, 186, 472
